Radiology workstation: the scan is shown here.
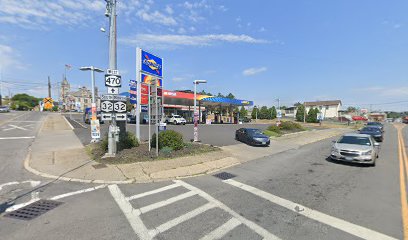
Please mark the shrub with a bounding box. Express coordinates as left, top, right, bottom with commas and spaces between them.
100, 132, 139, 152
118, 132, 139, 151
280, 121, 303, 130
151, 130, 184, 150
267, 125, 282, 133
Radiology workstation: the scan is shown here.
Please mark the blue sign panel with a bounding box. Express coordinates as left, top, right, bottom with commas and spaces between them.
141, 105, 148, 112
141, 50, 163, 78
130, 96, 137, 104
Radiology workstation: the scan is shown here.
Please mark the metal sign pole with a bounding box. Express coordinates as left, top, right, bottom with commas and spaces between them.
136, 48, 141, 142
148, 83, 151, 152
155, 79, 159, 157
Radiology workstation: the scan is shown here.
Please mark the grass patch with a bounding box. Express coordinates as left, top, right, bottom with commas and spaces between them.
87, 142, 220, 164
263, 130, 282, 137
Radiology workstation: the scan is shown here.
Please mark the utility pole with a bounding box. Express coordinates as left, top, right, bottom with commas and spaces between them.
48, 76, 51, 98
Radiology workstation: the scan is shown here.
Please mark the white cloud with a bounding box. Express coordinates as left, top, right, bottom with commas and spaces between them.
136, 9, 177, 26
0, 0, 108, 29
356, 86, 408, 97
0, 44, 23, 70
242, 67, 267, 76
165, 5, 174, 15
119, 34, 268, 49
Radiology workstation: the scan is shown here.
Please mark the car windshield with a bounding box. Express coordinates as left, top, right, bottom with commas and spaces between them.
173, 116, 181, 118
246, 129, 263, 135
361, 127, 381, 133
338, 136, 371, 146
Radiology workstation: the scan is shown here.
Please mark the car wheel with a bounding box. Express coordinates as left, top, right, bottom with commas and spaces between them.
174, 120, 177, 125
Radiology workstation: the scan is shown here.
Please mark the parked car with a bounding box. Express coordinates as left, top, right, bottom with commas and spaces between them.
239, 117, 252, 123
127, 114, 149, 124
352, 116, 367, 121
366, 122, 384, 132
0, 106, 10, 113
165, 114, 186, 125
359, 127, 383, 142
83, 108, 104, 124
330, 133, 380, 166
235, 128, 270, 146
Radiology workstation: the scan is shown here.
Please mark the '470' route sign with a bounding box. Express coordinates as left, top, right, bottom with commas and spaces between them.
105, 74, 121, 87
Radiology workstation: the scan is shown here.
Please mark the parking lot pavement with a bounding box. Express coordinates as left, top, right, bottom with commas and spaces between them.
65, 113, 271, 147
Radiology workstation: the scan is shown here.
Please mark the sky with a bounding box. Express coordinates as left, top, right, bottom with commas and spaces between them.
1, 0, 408, 111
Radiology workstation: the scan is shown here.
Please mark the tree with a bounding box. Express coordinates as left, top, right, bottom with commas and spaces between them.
251, 107, 259, 119
11, 94, 40, 108
239, 106, 248, 118
296, 104, 305, 122
306, 107, 319, 123
226, 93, 235, 99
259, 106, 269, 119
217, 93, 225, 98
268, 106, 277, 119
294, 102, 302, 107
347, 106, 357, 113
280, 105, 287, 110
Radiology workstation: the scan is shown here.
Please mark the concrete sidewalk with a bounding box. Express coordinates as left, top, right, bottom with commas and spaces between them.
25, 113, 352, 184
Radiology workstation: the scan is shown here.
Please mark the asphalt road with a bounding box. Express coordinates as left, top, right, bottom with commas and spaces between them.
0, 113, 404, 240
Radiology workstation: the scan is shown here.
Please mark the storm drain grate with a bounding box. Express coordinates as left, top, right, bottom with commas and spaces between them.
213, 172, 236, 180
92, 163, 107, 169
4, 200, 63, 221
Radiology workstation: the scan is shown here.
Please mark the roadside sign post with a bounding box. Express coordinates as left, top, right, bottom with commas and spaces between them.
136, 48, 164, 155
103, 69, 125, 157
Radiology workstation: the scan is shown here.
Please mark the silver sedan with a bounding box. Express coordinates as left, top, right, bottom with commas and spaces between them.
330, 133, 380, 166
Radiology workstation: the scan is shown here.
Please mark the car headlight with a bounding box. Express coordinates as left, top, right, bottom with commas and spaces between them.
362, 150, 372, 156
331, 147, 339, 153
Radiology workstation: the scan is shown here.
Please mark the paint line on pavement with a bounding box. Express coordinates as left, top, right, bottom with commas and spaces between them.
175, 180, 281, 240
108, 184, 151, 240
0, 136, 35, 140
149, 202, 215, 238
398, 127, 408, 240
63, 115, 74, 130
223, 179, 397, 240
50, 184, 107, 200
199, 217, 242, 240
139, 191, 197, 214
126, 183, 181, 201
71, 118, 87, 128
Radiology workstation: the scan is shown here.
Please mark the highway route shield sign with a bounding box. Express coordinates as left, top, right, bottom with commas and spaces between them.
101, 100, 114, 113
114, 102, 126, 113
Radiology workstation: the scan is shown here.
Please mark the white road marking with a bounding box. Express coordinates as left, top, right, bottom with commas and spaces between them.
6, 198, 40, 212
0, 180, 41, 191
148, 202, 216, 238
199, 217, 242, 240
63, 116, 74, 130
71, 118, 87, 128
9, 121, 40, 122
0, 136, 35, 140
139, 191, 197, 214
3, 124, 29, 131
223, 179, 398, 240
175, 180, 281, 240
50, 184, 107, 200
109, 184, 151, 240
126, 183, 181, 201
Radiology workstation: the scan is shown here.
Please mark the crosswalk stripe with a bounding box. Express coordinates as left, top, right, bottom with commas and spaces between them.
175, 180, 281, 240
149, 202, 215, 238
139, 191, 197, 214
126, 183, 181, 201
223, 179, 398, 240
199, 217, 242, 240
108, 184, 151, 240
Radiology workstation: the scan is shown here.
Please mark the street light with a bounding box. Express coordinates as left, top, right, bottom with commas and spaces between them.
80, 66, 104, 142
193, 80, 207, 142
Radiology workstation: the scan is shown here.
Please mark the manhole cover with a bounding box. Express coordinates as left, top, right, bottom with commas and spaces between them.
213, 172, 236, 180
92, 163, 107, 169
4, 199, 63, 221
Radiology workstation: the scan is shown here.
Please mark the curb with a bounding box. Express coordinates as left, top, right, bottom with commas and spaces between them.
23, 128, 351, 185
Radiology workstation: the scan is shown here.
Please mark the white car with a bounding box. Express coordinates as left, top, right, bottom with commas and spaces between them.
166, 115, 186, 125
